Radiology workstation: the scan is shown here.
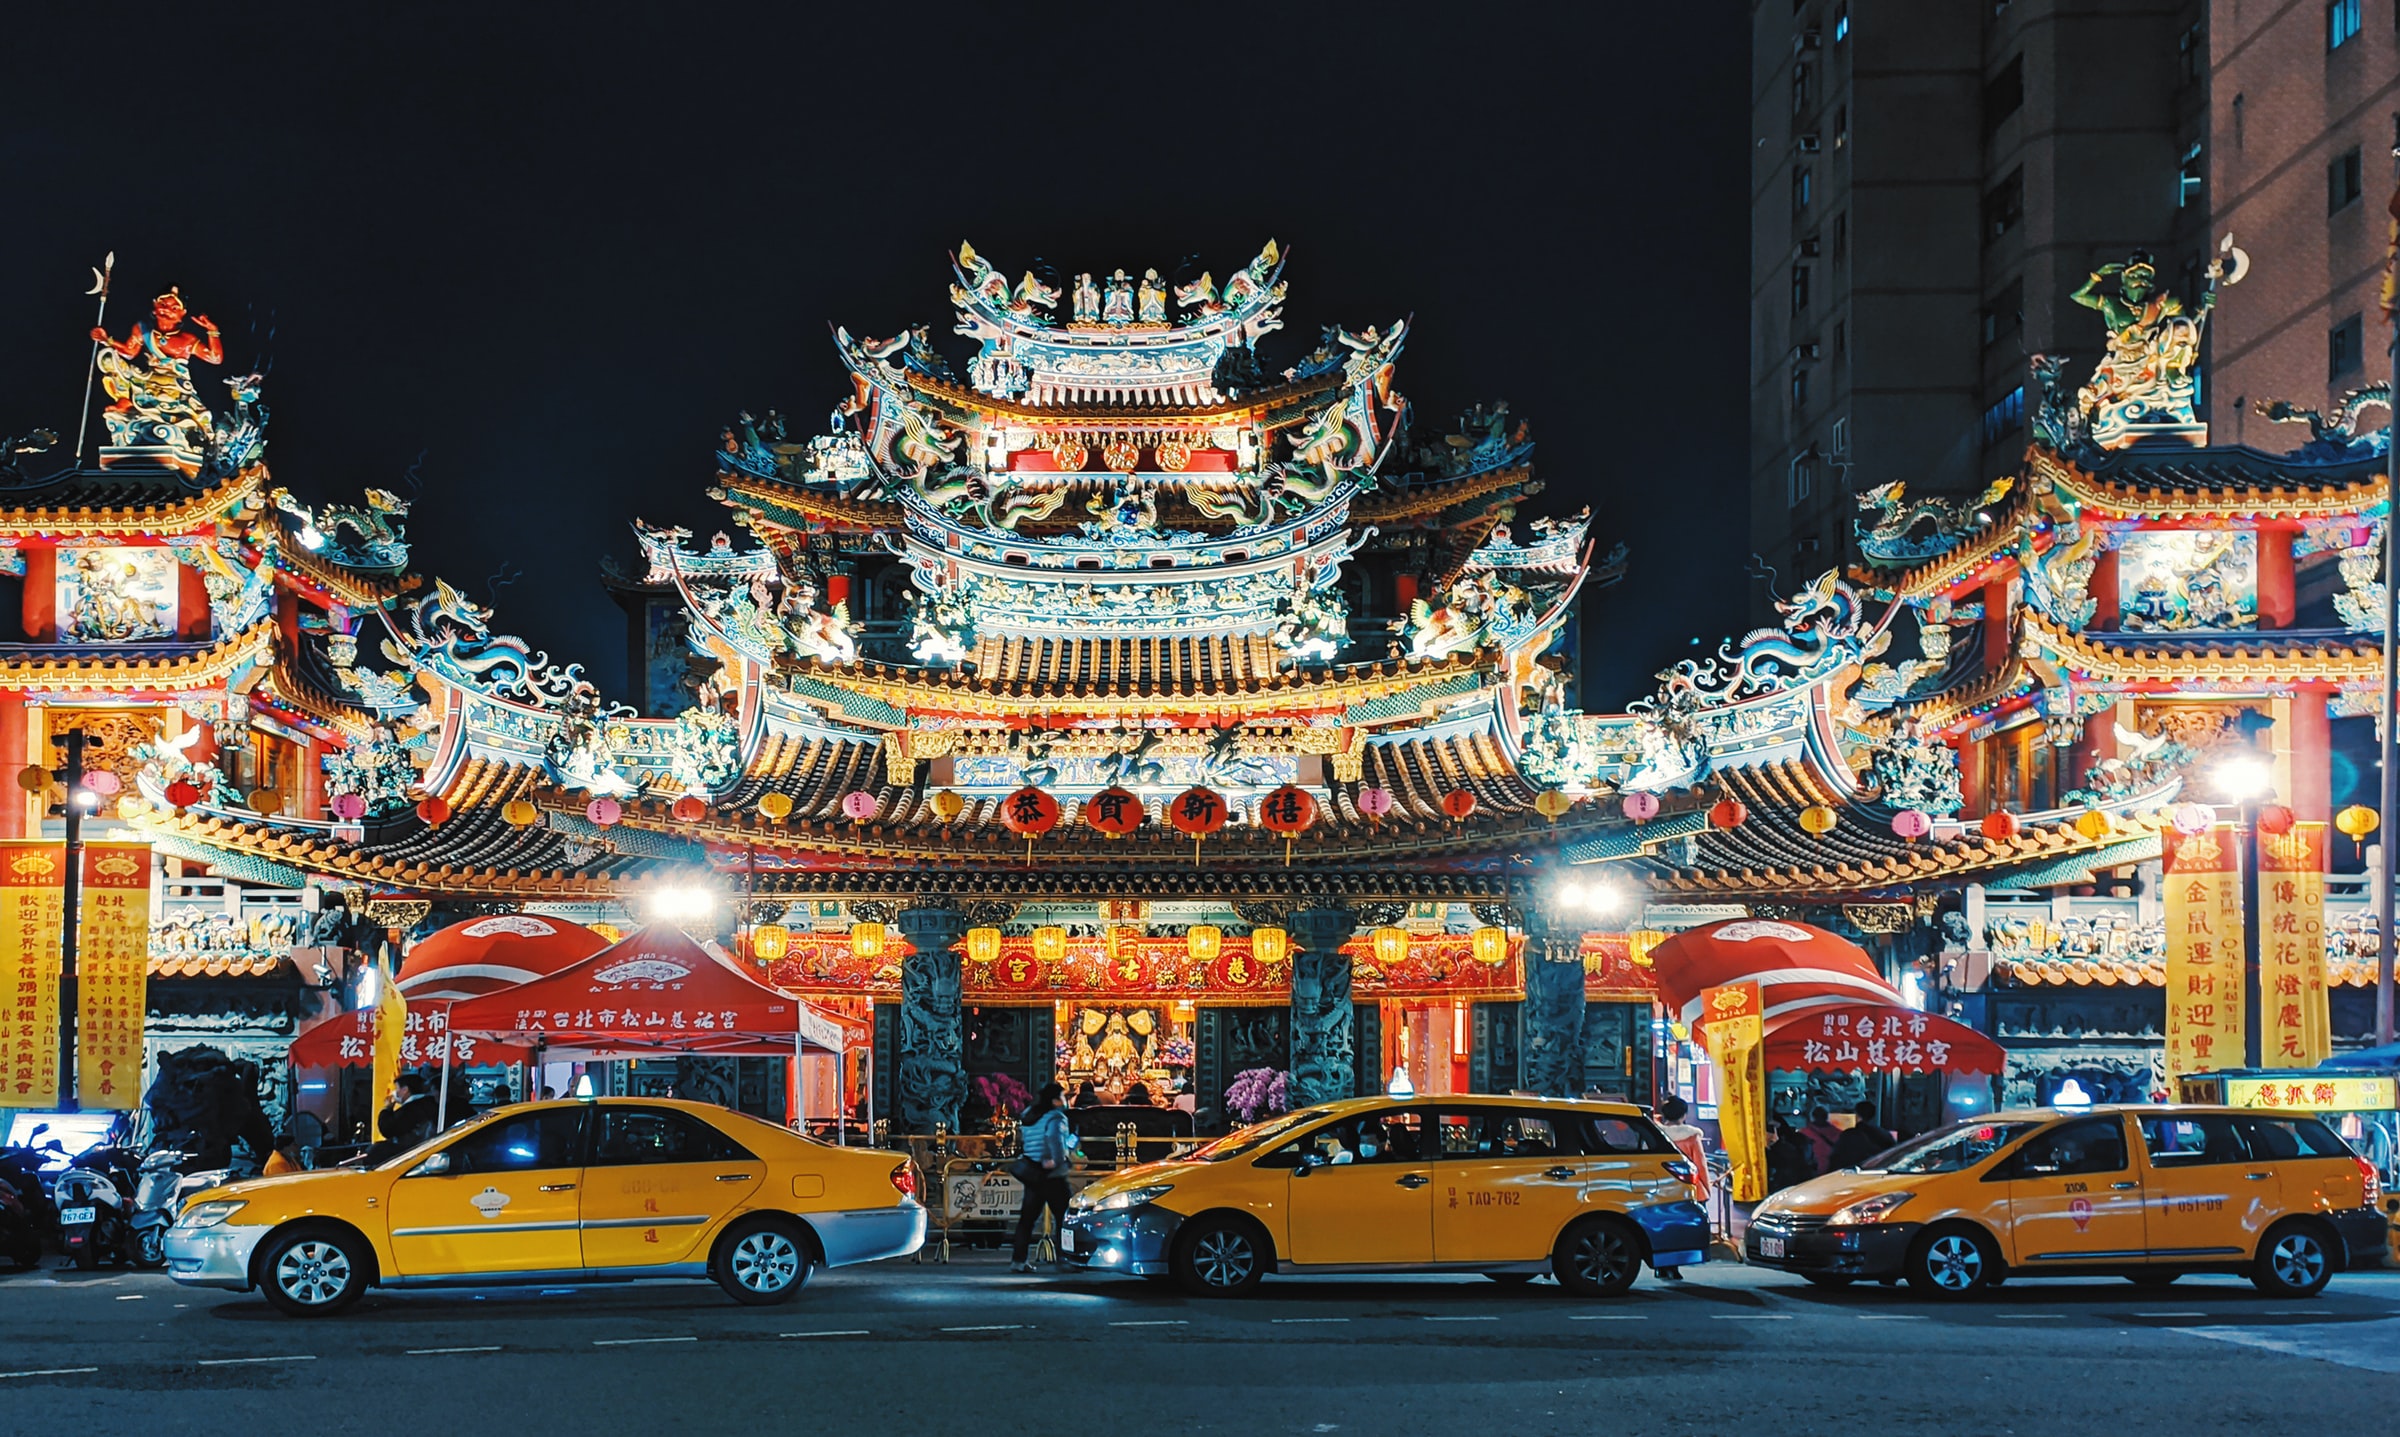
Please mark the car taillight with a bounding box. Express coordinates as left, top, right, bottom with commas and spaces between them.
2356, 1155, 2380, 1208
889, 1161, 918, 1199
1663, 1159, 1694, 1185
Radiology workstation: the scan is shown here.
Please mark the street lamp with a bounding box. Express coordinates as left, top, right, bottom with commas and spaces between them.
2216, 756, 2274, 1068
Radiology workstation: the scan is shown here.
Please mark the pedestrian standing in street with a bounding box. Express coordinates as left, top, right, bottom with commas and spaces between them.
1766, 1119, 1816, 1192
1010, 1081, 1074, 1274
365, 1072, 439, 1163
1653, 1096, 1707, 1282
1827, 1100, 1896, 1171
1800, 1104, 1844, 1175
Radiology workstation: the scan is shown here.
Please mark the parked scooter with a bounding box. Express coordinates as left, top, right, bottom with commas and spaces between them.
0, 1125, 66, 1249
53, 1141, 140, 1270
128, 1149, 256, 1268
0, 1174, 42, 1270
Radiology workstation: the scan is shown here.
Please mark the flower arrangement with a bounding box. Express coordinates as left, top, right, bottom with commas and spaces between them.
1224, 1067, 1290, 1124
971, 1072, 1033, 1120
1158, 1035, 1195, 1067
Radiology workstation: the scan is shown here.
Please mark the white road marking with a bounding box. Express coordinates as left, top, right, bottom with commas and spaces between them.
1569, 1314, 1647, 1321
1107, 1320, 1188, 1327
1710, 1313, 1794, 1320
1271, 1317, 1350, 1324
2181, 1319, 2400, 1375
0, 1369, 99, 1380
939, 1324, 1025, 1332
114, 1295, 142, 1301
407, 1346, 501, 1355
1422, 1315, 1499, 1323
592, 1337, 697, 1347
196, 1355, 317, 1367
1996, 1313, 2066, 1320
2132, 1312, 2209, 1319
781, 1330, 871, 1338
1856, 1314, 1927, 1321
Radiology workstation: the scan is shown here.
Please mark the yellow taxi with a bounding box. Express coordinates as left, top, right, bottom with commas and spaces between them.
1746, 1104, 2385, 1299
163, 1097, 924, 1315
1062, 1093, 1707, 1296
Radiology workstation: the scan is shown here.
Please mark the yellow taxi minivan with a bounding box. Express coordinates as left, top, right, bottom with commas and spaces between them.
1063, 1093, 1707, 1296
164, 1097, 924, 1315
1747, 1104, 2384, 1298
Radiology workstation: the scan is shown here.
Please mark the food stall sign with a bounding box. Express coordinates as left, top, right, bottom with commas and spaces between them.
2214, 1075, 2397, 1112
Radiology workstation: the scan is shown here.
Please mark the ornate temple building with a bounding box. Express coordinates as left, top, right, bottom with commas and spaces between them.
0, 244, 2384, 1143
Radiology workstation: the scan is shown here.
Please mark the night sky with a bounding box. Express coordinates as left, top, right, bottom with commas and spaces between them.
0, 7, 1749, 707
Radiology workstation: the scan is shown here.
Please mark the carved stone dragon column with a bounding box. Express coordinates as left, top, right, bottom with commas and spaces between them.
894, 900, 971, 1134
1520, 903, 1590, 1097
1287, 904, 1361, 1107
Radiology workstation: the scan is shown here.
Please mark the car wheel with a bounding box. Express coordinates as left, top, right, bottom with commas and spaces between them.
2128, 1271, 2180, 1288
1801, 1274, 1855, 1289
258, 1226, 370, 1317
1485, 1271, 1539, 1286
1173, 1215, 1266, 1297
2252, 1221, 2333, 1298
715, 1217, 813, 1306
1552, 1216, 1642, 1298
1905, 1225, 1998, 1300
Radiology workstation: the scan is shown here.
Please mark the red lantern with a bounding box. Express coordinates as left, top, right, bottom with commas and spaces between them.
1169, 787, 1228, 836
1257, 783, 1318, 866
164, 779, 201, 809
671, 794, 708, 823
1082, 786, 1144, 838
1001, 785, 1062, 837
1355, 785, 1395, 820
2256, 804, 2297, 836
416, 796, 451, 825
1980, 811, 2021, 841
1707, 799, 1747, 830
1439, 788, 1477, 821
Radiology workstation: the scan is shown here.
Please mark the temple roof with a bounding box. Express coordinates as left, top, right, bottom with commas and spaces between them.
0, 464, 260, 538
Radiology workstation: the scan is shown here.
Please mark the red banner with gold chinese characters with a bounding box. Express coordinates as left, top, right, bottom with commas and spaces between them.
75, 842, 151, 1109
2260, 821, 2331, 1068
0, 840, 66, 1107
2163, 824, 2245, 1081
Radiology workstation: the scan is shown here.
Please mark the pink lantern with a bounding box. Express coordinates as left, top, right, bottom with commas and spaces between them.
841, 790, 879, 821
1620, 791, 1660, 824
1355, 785, 1396, 819
1890, 809, 1932, 840
330, 792, 366, 821
2171, 802, 2214, 835
586, 797, 623, 826
82, 769, 121, 797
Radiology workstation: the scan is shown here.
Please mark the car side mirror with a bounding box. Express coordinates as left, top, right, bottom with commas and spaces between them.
1292, 1158, 1315, 1177
407, 1150, 452, 1178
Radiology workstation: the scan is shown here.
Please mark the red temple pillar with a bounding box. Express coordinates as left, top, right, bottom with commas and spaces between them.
2257, 529, 2295, 630
825, 574, 849, 610
2087, 549, 2120, 629
301, 735, 327, 820
1981, 578, 2011, 670
176, 559, 211, 641
2287, 686, 2331, 823
2070, 706, 2118, 797
1957, 737, 1986, 816
1395, 575, 1419, 613
0, 695, 24, 839
21, 546, 54, 641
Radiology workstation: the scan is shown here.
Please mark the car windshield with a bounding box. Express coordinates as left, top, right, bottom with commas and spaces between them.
1870, 1120, 2044, 1174
1191, 1109, 1332, 1162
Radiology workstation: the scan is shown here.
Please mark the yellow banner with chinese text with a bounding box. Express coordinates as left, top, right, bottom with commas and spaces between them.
2260, 821, 2331, 1068
75, 842, 151, 1109
2163, 824, 2245, 1081
1698, 980, 1765, 1203
0, 841, 66, 1107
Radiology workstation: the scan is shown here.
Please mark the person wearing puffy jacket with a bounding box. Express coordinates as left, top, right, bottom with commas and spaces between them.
1010, 1082, 1075, 1273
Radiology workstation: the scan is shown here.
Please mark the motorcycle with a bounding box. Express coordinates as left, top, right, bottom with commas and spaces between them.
128, 1149, 255, 1268
0, 1175, 42, 1270
53, 1143, 140, 1270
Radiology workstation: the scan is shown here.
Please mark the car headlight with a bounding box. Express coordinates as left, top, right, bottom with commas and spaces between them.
1827, 1192, 1914, 1226
174, 1200, 247, 1230
1093, 1184, 1173, 1212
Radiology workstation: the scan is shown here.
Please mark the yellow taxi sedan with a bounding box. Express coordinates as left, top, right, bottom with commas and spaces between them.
1746, 1104, 2385, 1298
165, 1097, 924, 1315
1064, 1094, 1706, 1296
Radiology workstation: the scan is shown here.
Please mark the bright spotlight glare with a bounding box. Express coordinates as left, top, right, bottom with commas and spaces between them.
650, 887, 715, 920
69, 788, 98, 812
1587, 884, 1631, 918
2216, 756, 2273, 802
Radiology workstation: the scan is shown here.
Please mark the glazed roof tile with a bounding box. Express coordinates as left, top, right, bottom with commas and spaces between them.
0, 620, 276, 693
0, 465, 260, 537
968, 633, 1286, 686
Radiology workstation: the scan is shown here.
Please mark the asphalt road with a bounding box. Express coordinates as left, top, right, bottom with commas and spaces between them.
6, 1256, 2400, 1435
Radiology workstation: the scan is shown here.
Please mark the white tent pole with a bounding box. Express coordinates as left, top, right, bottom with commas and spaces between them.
434, 1000, 457, 1129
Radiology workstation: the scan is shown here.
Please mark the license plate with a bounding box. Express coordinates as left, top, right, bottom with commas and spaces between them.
1059, 1228, 1075, 1252
1759, 1235, 1785, 1259
60, 1206, 96, 1226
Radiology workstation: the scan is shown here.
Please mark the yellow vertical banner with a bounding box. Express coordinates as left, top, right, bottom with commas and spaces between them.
370, 963, 407, 1114
2261, 821, 2331, 1068
0, 841, 67, 1107
2163, 824, 2246, 1080
1698, 980, 1766, 1203
75, 841, 152, 1109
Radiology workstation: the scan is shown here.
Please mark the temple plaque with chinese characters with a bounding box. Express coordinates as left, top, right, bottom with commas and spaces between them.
75, 842, 151, 1108
0, 841, 66, 1106
2259, 822, 2330, 1068
2162, 825, 2244, 1082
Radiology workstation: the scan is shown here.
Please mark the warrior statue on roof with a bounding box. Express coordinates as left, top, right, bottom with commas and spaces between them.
92, 286, 224, 461
2070, 250, 2220, 447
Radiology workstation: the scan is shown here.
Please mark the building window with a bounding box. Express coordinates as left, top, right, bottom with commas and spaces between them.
1834, 319, 1846, 355
1793, 165, 1813, 213
1792, 365, 1811, 415
1833, 103, 1848, 150
1789, 452, 1816, 508
2328, 0, 2361, 49
2329, 146, 2363, 211
2330, 313, 2364, 377
2178, 22, 2204, 86
1831, 210, 1847, 262
2179, 142, 2205, 208
1983, 168, 2023, 242
1983, 56, 2023, 139
1791, 263, 1811, 313
2232, 93, 2244, 150
1793, 63, 1811, 117
1981, 277, 2023, 348
1979, 386, 2025, 449
1833, 4, 1848, 42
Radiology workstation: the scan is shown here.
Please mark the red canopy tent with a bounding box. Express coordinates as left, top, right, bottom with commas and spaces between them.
1645, 918, 1902, 1025
395, 914, 611, 1000
286, 1005, 533, 1069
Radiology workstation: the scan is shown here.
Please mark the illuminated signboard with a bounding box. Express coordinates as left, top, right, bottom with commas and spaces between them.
2213, 1075, 2397, 1112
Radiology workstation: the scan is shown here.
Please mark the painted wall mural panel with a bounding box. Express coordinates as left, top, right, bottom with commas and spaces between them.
58, 547, 179, 642
2116, 531, 2256, 632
